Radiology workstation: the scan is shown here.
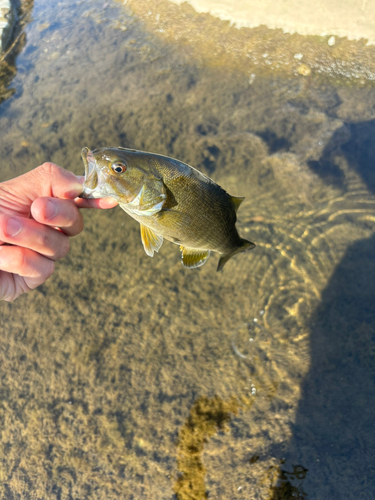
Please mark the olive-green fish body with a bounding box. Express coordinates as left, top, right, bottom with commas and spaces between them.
81, 147, 255, 270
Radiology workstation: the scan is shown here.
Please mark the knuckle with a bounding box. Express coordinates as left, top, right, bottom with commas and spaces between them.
59, 236, 70, 258
38, 229, 70, 259
59, 203, 84, 235
37, 162, 63, 179
9, 275, 30, 298
44, 259, 55, 279
34, 228, 51, 250
0, 214, 6, 236
0, 274, 18, 301
12, 247, 27, 271
74, 213, 84, 234
30, 256, 54, 280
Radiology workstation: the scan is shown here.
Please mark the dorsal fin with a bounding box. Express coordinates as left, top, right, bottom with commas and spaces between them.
230, 196, 245, 213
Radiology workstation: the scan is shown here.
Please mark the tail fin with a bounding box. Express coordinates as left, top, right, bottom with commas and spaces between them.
217, 239, 255, 272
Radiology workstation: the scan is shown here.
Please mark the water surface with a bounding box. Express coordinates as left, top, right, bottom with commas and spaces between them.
0, 1, 374, 499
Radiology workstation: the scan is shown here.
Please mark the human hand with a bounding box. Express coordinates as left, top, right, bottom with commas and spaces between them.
0, 162, 117, 301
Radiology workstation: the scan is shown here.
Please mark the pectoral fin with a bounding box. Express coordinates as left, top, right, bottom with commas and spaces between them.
155, 209, 191, 230
140, 224, 164, 257
180, 246, 211, 269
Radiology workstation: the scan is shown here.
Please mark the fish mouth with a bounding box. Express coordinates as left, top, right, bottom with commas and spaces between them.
81, 147, 98, 197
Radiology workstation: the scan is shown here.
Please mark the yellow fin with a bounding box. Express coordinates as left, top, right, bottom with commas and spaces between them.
230, 196, 245, 213
140, 224, 163, 257
180, 246, 211, 269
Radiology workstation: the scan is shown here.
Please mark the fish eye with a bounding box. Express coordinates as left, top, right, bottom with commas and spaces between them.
112, 162, 126, 174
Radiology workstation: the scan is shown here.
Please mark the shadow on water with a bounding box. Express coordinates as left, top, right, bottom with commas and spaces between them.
271, 123, 375, 499
308, 120, 375, 194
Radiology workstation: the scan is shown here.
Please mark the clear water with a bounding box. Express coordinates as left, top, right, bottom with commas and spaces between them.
0, 1, 374, 499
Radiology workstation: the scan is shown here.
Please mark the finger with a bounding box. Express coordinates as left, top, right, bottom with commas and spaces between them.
31, 197, 84, 237
0, 214, 70, 261
0, 246, 54, 282
0, 163, 83, 212
72, 176, 117, 209
0, 270, 21, 301
32, 163, 84, 199
74, 197, 118, 209
0, 271, 37, 301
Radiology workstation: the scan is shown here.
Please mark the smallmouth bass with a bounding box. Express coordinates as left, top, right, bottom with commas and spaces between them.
81, 147, 255, 271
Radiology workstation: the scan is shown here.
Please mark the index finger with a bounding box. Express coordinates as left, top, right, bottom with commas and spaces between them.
0, 163, 83, 208
74, 197, 118, 209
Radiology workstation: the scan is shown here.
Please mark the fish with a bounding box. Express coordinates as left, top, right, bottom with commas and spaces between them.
81, 147, 255, 271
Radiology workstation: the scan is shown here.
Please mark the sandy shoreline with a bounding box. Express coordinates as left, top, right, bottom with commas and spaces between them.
170, 0, 375, 44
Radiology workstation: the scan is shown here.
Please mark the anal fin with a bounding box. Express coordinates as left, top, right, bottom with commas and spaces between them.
180, 246, 211, 269
140, 224, 163, 257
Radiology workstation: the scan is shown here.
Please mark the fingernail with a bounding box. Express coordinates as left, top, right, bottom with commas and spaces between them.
67, 181, 84, 199
45, 200, 57, 220
6, 218, 22, 237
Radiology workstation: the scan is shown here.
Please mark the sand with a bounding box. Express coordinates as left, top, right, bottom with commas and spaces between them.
170, 0, 375, 43
0, 1, 374, 498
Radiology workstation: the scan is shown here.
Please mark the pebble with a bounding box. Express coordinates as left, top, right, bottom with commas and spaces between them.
38, 22, 50, 32
249, 73, 256, 85
297, 63, 311, 76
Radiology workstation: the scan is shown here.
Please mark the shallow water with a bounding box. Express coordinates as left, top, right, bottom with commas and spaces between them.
0, 1, 375, 499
